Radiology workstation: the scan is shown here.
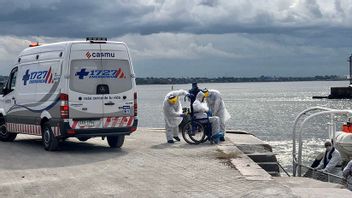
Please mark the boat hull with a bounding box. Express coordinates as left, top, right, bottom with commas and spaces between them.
334, 131, 352, 160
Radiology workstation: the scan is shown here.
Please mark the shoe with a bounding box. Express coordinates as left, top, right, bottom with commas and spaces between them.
168, 140, 174, 144
173, 136, 181, 141
220, 137, 225, 142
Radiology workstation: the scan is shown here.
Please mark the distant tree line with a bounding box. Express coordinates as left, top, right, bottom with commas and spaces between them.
0, 75, 346, 87
136, 75, 346, 85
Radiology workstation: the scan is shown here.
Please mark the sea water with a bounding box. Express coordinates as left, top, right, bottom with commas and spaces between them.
137, 81, 352, 171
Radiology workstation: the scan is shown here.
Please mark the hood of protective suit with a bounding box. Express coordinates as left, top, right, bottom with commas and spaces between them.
206, 89, 231, 122
196, 91, 205, 101
193, 92, 209, 113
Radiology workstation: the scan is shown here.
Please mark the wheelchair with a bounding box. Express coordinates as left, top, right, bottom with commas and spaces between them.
180, 108, 212, 144
179, 91, 224, 145
180, 107, 214, 144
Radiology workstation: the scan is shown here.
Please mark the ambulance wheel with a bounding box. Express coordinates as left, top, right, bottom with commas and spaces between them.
0, 118, 17, 142
42, 123, 59, 151
107, 135, 125, 148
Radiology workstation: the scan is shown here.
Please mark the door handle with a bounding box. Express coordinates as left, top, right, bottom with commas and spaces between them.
11, 97, 16, 104
104, 102, 115, 106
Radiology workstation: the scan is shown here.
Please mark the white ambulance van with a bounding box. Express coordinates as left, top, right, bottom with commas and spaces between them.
0, 37, 138, 151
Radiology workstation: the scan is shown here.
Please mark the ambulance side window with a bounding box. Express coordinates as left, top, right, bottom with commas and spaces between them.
3, 67, 18, 95
10, 69, 17, 90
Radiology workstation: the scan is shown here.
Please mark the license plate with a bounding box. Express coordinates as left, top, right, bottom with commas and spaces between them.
79, 120, 98, 127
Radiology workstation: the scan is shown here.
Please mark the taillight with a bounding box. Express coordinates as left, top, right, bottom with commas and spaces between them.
60, 93, 69, 119
134, 92, 138, 116
67, 129, 76, 135
130, 126, 137, 132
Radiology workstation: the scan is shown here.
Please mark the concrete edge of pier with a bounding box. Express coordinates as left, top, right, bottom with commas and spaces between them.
221, 129, 352, 197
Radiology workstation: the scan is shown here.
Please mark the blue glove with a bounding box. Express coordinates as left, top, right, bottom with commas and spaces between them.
206, 110, 212, 117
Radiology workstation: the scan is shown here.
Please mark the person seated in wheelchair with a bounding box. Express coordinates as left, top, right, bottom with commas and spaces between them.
192, 90, 224, 143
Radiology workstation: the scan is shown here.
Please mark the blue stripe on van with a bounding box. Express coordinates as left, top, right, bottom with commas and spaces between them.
8, 96, 60, 113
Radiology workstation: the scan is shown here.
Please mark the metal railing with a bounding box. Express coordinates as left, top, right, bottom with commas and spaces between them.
299, 164, 346, 185
292, 106, 352, 177
277, 160, 291, 177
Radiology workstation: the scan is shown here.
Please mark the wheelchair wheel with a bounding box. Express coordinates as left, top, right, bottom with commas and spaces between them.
201, 135, 210, 143
182, 121, 206, 144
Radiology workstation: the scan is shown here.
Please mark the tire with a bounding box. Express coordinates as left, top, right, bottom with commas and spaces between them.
42, 122, 59, 151
0, 118, 17, 142
181, 121, 206, 144
107, 135, 125, 148
178, 112, 191, 131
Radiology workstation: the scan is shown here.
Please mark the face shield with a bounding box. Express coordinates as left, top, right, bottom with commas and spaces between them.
203, 89, 209, 98
168, 95, 178, 105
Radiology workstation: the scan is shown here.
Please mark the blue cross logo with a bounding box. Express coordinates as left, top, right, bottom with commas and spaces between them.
75, 68, 89, 79
22, 69, 30, 85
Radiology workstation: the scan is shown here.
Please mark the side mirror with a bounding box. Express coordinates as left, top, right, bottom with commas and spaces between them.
0, 83, 3, 94
1, 86, 8, 95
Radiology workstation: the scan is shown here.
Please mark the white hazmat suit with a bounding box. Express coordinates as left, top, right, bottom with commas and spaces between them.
316, 147, 342, 175
192, 92, 220, 137
206, 89, 231, 134
163, 90, 188, 142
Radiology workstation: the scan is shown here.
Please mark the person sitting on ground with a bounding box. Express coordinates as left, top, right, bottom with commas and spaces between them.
203, 89, 231, 141
315, 140, 342, 175
163, 89, 188, 144
192, 91, 223, 143
343, 160, 352, 191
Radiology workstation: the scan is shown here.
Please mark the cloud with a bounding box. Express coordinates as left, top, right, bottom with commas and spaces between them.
0, 32, 350, 78
0, 0, 60, 15
0, 36, 30, 64
0, 0, 351, 38
197, 0, 218, 7
118, 33, 241, 60
1, 1, 352, 77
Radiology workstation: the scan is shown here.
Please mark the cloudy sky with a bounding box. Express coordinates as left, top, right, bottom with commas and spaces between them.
1, 0, 352, 77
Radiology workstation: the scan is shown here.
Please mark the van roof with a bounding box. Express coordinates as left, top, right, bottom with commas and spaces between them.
19, 40, 128, 57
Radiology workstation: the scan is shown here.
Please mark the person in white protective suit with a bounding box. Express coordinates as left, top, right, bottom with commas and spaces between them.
163, 89, 188, 143
315, 141, 342, 175
203, 89, 231, 141
343, 160, 352, 191
192, 91, 222, 143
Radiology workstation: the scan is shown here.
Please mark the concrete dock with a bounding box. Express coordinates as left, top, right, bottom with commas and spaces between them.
0, 128, 351, 197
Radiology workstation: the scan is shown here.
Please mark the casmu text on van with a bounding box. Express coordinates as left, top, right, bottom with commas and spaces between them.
86, 52, 115, 58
